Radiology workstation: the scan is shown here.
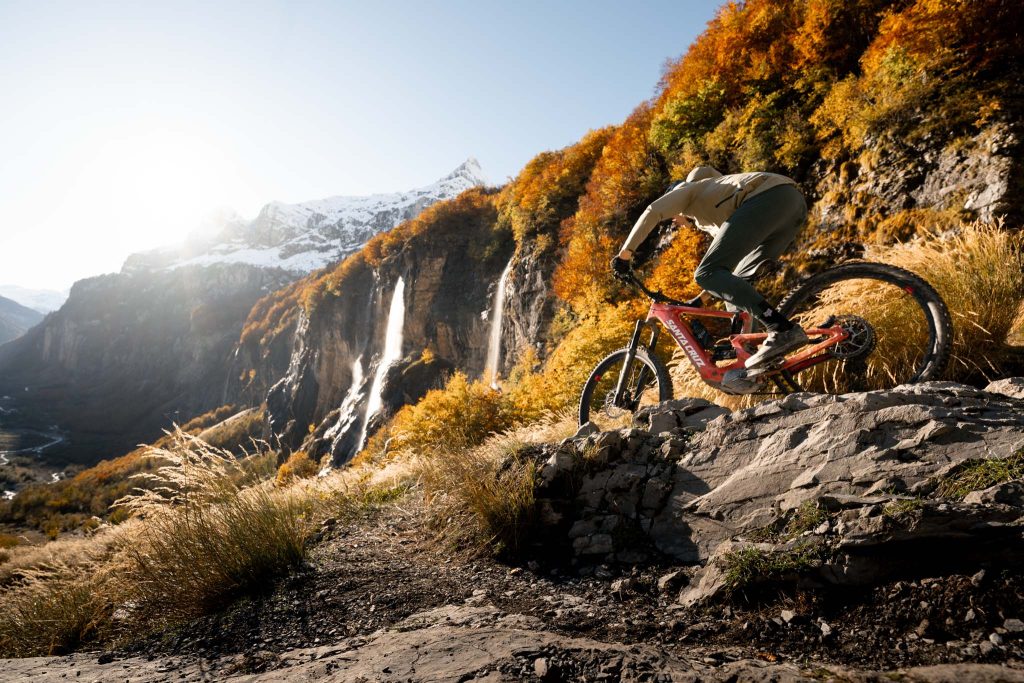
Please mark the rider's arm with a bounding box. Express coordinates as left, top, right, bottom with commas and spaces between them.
617, 183, 698, 259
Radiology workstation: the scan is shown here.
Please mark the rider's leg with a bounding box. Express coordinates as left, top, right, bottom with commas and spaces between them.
693, 185, 806, 320
693, 185, 807, 367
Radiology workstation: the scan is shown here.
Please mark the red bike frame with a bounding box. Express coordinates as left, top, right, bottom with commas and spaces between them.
646, 301, 850, 387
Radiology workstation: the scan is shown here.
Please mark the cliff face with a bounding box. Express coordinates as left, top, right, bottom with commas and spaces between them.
501, 242, 559, 368
0, 264, 292, 464
813, 120, 1022, 243
256, 190, 514, 463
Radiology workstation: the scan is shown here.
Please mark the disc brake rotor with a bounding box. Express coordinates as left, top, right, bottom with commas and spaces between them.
600, 391, 629, 419
831, 314, 877, 360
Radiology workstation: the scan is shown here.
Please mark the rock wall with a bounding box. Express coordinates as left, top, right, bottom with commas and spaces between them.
534, 380, 1024, 603
263, 224, 515, 463
813, 120, 1022, 237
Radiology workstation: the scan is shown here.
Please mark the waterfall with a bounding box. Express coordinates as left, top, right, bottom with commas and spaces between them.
358, 276, 406, 451
321, 355, 365, 474
483, 257, 514, 386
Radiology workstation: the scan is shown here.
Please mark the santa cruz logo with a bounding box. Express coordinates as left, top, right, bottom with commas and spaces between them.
664, 319, 705, 367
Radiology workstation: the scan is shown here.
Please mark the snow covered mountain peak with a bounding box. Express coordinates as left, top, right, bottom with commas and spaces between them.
444, 157, 489, 186
123, 158, 488, 275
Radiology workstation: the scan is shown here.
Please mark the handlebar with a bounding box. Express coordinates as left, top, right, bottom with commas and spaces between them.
620, 269, 690, 306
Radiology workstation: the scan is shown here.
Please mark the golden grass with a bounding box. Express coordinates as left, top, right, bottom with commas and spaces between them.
418, 434, 538, 556
671, 222, 1024, 402
0, 429, 414, 657
414, 411, 576, 556
112, 433, 314, 622
275, 450, 319, 486
0, 565, 111, 657
875, 222, 1024, 379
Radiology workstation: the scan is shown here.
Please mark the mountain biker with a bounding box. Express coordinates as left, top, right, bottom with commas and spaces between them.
611, 166, 808, 371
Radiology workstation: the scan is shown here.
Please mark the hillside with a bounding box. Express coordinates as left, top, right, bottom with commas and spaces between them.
4, 381, 1024, 680
0, 295, 42, 345
242, 0, 1022, 469
0, 286, 66, 314
5, 0, 1022, 530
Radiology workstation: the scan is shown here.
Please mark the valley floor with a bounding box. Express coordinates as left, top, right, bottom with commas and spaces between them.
4, 502, 1023, 682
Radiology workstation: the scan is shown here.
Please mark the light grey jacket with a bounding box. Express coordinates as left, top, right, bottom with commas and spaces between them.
620, 166, 797, 253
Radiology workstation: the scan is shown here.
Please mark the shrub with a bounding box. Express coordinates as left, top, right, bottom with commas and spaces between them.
360, 373, 514, 464
275, 450, 320, 486
720, 543, 824, 591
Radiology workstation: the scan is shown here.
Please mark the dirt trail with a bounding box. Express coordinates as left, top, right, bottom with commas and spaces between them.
3, 504, 1023, 681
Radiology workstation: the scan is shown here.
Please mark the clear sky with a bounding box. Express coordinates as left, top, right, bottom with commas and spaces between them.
0, 0, 719, 290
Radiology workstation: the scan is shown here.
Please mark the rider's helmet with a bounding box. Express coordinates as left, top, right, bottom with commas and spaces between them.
685, 165, 723, 182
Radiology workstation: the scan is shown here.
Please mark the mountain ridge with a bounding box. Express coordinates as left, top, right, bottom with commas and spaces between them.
122, 158, 488, 275
0, 295, 43, 345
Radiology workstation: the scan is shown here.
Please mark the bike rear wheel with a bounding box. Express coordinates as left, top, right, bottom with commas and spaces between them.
777, 262, 952, 393
579, 348, 672, 430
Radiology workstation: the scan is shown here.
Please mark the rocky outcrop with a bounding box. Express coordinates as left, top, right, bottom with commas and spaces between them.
535, 381, 1024, 604
814, 120, 1022, 235
0, 264, 293, 465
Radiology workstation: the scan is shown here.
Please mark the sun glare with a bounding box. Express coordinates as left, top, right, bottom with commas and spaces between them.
63, 125, 258, 251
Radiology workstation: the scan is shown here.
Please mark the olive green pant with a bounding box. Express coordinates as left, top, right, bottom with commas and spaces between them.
693, 184, 807, 317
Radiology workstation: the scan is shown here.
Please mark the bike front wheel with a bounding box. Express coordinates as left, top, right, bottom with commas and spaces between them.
579, 347, 672, 430
777, 262, 952, 393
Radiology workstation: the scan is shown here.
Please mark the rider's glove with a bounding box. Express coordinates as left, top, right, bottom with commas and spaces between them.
610, 256, 632, 280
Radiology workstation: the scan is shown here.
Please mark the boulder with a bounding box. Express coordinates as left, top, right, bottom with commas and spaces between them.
534, 381, 1024, 589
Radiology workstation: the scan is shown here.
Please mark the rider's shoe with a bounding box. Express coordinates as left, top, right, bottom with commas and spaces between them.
745, 327, 809, 370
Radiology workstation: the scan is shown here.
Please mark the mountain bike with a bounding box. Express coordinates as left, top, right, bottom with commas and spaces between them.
579, 261, 952, 429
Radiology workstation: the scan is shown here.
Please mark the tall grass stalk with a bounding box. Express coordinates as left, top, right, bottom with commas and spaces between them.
876, 222, 1024, 379
113, 431, 314, 622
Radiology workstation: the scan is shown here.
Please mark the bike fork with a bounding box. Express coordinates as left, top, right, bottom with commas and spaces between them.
613, 321, 658, 408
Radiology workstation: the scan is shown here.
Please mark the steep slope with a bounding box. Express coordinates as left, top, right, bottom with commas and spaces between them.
0, 295, 43, 345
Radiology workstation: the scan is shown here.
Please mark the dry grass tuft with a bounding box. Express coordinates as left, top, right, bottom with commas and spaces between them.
875, 222, 1024, 380
418, 432, 538, 556
671, 222, 1024, 402
0, 566, 112, 657
112, 432, 315, 622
